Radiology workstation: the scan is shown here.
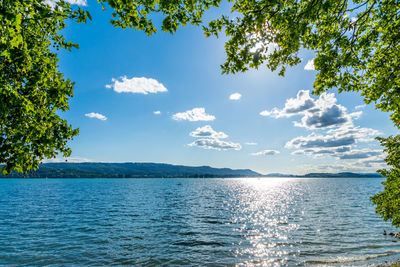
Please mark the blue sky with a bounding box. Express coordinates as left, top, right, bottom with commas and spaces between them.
51, 0, 397, 174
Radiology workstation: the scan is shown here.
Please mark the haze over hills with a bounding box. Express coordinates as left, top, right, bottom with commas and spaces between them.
0, 162, 382, 178
264, 172, 381, 178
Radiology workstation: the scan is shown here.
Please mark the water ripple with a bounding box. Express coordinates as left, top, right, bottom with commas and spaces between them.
0, 178, 398, 266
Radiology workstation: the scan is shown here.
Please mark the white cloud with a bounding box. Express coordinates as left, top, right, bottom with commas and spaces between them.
229, 93, 242, 100
106, 76, 167, 94
188, 139, 241, 151
262, 89, 383, 170
339, 149, 382, 160
251, 150, 280, 156
296, 161, 382, 174
188, 125, 241, 151
85, 112, 107, 121
286, 133, 355, 149
260, 90, 362, 130
66, 0, 86, 4
294, 104, 350, 129
304, 59, 315, 70
357, 155, 386, 168
286, 125, 381, 150
327, 126, 382, 143
190, 125, 228, 139
153, 111, 161, 115
355, 104, 366, 110
297, 163, 347, 174
43, 156, 92, 163
291, 147, 381, 160
245, 142, 258, 145
287, 124, 383, 163
260, 110, 274, 117
45, 0, 87, 7
292, 146, 351, 157
260, 90, 316, 118
172, 108, 215, 121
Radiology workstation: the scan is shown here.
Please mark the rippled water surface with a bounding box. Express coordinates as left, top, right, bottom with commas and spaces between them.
0, 178, 399, 266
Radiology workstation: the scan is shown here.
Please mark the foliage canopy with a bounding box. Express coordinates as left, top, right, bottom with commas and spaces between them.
1, 0, 400, 226
371, 136, 400, 227
0, 0, 92, 174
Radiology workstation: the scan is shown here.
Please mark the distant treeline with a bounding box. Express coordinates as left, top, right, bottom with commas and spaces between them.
0, 162, 381, 178
0, 162, 261, 178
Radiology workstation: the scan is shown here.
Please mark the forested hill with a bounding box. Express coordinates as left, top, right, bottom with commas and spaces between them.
0, 162, 261, 178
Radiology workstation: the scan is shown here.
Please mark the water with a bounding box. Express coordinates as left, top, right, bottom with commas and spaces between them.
0, 178, 398, 266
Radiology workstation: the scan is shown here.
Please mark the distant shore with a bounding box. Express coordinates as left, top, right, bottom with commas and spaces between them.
0, 162, 382, 179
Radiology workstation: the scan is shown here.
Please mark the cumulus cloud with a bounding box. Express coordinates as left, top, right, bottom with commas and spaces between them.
245, 142, 258, 145
260, 110, 273, 117
260, 90, 362, 130
295, 104, 349, 129
251, 150, 280, 156
229, 93, 242, 100
297, 161, 382, 174
188, 125, 241, 151
65, 0, 86, 4
297, 163, 347, 174
286, 133, 355, 149
172, 108, 215, 121
339, 149, 382, 160
265, 89, 383, 169
44, 156, 92, 163
304, 59, 315, 70
154, 111, 161, 115
45, 0, 87, 7
85, 112, 107, 121
292, 146, 352, 157
358, 155, 386, 168
190, 125, 228, 139
286, 125, 381, 149
286, 123, 384, 167
327, 126, 382, 143
355, 104, 366, 110
188, 139, 241, 151
260, 90, 315, 118
106, 76, 167, 94
294, 92, 355, 129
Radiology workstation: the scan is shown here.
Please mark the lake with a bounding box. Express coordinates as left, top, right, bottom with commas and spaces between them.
0, 178, 398, 266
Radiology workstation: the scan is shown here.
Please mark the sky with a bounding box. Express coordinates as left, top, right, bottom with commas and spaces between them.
51, 0, 397, 175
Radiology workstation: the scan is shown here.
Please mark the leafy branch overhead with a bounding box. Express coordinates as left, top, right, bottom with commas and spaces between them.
0, 0, 90, 174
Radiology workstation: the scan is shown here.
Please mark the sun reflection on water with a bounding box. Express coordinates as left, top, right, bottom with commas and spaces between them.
230, 178, 303, 266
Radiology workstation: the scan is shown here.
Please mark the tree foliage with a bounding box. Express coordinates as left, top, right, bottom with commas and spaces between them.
371, 136, 400, 227
0, 0, 90, 174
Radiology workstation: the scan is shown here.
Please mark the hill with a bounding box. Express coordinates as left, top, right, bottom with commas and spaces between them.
0, 162, 261, 178
0, 163, 382, 178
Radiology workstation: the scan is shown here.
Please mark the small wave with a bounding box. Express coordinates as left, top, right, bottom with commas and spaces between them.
180, 231, 198, 236
173, 240, 227, 247
305, 250, 400, 264
203, 220, 225, 225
